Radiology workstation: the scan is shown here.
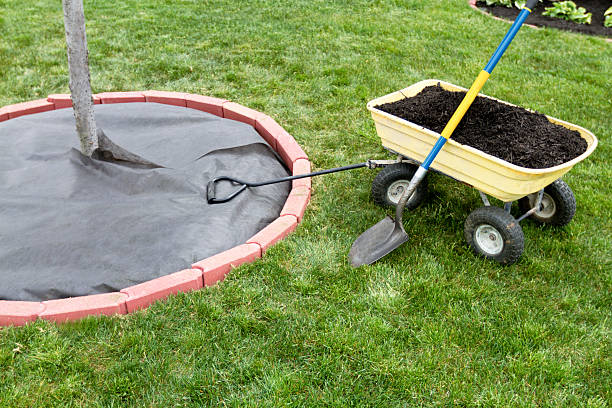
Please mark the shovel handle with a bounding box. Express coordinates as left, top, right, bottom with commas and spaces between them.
421, 3, 536, 171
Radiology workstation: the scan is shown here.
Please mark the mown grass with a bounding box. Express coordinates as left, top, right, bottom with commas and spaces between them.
1, 0, 610, 406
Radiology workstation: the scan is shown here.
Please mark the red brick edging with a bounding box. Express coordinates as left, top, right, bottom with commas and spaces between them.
0, 91, 311, 326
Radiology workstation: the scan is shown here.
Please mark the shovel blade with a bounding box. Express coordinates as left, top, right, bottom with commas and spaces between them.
348, 216, 409, 267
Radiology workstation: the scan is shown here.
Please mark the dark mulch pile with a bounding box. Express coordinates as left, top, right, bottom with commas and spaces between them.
476, 0, 612, 38
375, 84, 587, 169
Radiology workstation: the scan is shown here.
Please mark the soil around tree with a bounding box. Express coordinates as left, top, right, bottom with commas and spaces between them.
375, 84, 588, 169
475, 0, 612, 38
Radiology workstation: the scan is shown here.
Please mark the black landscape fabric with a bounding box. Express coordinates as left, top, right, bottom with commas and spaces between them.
0, 103, 290, 301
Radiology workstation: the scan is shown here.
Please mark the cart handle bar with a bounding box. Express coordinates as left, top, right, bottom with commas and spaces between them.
207, 162, 368, 204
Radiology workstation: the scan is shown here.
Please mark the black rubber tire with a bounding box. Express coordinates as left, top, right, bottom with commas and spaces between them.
518, 179, 576, 227
371, 163, 427, 210
464, 206, 524, 265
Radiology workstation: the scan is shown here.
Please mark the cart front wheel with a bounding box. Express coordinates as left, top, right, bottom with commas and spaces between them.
518, 179, 575, 227
464, 206, 524, 265
371, 163, 427, 210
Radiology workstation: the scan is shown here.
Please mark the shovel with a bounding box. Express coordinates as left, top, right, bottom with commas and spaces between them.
349, 0, 539, 267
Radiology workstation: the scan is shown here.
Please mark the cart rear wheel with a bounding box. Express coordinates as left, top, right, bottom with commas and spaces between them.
518, 179, 575, 226
371, 163, 427, 210
464, 206, 524, 265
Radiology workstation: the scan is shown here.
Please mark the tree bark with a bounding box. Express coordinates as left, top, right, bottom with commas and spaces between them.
62, 0, 98, 156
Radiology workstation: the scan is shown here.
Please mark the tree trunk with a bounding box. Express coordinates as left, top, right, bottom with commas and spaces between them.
62, 0, 98, 156
60, 0, 162, 168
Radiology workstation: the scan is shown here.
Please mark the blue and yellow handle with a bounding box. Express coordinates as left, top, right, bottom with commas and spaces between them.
420, 0, 537, 171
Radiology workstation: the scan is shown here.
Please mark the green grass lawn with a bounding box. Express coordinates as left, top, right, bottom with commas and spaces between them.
1, 0, 610, 406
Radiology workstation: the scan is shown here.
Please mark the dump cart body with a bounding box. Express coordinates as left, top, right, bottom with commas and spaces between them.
367, 79, 598, 202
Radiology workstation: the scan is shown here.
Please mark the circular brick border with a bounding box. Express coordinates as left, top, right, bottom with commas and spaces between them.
468, 0, 612, 42
0, 91, 311, 326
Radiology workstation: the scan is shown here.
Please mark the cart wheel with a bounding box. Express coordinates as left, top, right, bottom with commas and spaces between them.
464, 206, 524, 265
371, 163, 427, 210
518, 179, 576, 227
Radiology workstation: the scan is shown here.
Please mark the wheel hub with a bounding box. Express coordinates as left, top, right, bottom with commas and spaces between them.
387, 180, 415, 205
531, 192, 556, 219
474, 224, 504, 255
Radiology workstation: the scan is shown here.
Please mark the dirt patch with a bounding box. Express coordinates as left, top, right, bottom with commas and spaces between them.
375, 84, 587, 169
475, 0, 612, 38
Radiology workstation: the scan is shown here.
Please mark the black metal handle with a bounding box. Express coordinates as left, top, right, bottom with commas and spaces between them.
207, 162, 369, 204
207, 177, 248, 204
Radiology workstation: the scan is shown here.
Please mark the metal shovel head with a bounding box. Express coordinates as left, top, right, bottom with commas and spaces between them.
348, 216, 409, 267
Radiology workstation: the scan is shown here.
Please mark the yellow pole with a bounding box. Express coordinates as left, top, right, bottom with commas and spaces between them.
439, 70, 491, 140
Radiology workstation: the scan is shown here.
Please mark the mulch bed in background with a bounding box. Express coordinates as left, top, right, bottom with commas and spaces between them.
476, 0, 612, 38
375, 84, 588, 169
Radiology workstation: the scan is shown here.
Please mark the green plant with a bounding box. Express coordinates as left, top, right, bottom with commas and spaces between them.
604, 6, 612, 27
484, 0, 527, 9
542, 1, 592, 24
